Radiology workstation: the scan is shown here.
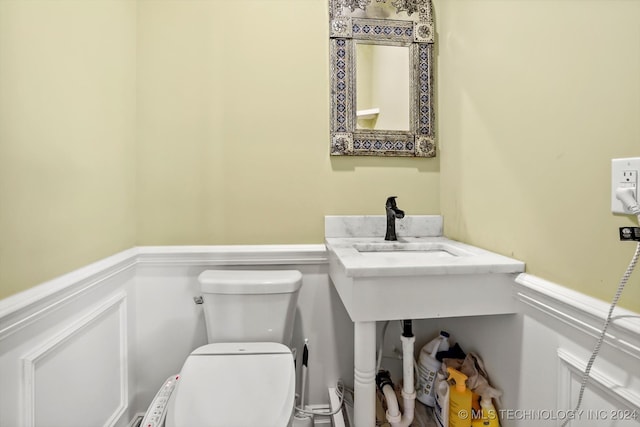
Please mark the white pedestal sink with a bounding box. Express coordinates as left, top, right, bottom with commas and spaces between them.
325, 215, 525, 427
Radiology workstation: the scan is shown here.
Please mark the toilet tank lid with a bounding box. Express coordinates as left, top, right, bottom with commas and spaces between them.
198, 269, 302, 294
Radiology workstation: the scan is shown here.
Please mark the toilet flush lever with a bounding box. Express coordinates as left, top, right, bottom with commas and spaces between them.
193, 296, 203, 304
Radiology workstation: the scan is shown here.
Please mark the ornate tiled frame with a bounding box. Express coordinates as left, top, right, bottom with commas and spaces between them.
329, 0, 435, 157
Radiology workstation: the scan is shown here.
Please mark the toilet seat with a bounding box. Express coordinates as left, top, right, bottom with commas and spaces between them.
165, 342, 295, 427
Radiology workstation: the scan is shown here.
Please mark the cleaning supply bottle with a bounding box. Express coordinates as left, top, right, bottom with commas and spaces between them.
471, 385, 501, 427
433, 371, 449, 427
447, 367, 472, 427
416, 331, 450, 406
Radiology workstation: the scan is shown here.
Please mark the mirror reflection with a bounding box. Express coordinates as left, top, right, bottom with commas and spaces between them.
355, 43, 410, 131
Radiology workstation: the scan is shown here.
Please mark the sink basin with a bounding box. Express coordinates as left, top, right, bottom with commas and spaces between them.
356, 249, 454, 261
352, 241, 472, 260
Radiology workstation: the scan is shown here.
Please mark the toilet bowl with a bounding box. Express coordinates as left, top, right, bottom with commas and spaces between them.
165, 342, 296, 427
142, 270, 302, 427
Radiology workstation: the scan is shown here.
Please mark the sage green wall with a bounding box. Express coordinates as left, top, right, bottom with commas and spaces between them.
2, 0, 638, 314
0, 0, 137, 299
135, 0, 440, 245
436, 0, 640, 311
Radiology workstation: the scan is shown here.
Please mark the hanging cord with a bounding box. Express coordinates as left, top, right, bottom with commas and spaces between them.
294, 379, 350, 416
294, 336, 350, 418
560, 216, 640, 427
377, 320, 391, 372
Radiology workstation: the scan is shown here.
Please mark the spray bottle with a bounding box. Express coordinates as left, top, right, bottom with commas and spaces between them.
447, 367, 472, 427
471, 385, 501, 427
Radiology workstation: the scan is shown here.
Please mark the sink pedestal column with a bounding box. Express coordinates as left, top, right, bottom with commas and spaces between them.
354, 321, 376, 427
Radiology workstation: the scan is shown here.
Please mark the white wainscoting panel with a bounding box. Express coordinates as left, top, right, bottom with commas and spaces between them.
2, 248, 639, 427
21, 292, 127, 427
0, 252, 137, 427
0, 245, 344, 426
514, 273, 640, 427
557, 349, 640, 426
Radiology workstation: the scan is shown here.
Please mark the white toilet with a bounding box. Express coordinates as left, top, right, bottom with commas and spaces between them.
164, 269, 303, 427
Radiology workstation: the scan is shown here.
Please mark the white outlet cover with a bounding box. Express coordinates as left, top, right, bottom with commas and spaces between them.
611, 157, 640, 214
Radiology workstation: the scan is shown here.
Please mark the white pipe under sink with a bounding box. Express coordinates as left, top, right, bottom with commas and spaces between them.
379, 326, 416, 427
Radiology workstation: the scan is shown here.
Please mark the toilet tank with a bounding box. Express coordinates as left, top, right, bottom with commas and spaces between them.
198, 270, 302, 345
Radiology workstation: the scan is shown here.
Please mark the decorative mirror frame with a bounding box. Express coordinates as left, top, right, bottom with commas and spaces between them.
329, 0, 435, 157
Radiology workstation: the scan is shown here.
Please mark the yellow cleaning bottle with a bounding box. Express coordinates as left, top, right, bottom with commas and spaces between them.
471, 385, 501, 427
447, 367, 472, 427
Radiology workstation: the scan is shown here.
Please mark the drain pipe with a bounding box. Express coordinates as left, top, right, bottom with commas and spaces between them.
398, 320, 416, 427
376, 371, 401, 423
376, 320, 416, 427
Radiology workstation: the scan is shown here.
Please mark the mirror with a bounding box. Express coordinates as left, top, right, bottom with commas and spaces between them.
329, 0, 436, 157
356, 42, 410, 131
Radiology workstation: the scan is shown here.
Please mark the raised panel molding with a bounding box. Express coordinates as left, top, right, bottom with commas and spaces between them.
20, 292, 128, 427
557, 348, 640, 415
515, 273, 640, 361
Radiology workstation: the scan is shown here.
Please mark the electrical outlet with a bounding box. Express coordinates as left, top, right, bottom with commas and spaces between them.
612, 157, 640, 214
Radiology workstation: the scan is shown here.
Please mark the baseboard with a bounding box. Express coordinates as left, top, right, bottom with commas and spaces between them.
328, 387, 347, 427
126, 413, 144, 427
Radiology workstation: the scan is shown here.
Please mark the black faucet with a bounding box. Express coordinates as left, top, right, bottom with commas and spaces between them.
385, 196, 405, 241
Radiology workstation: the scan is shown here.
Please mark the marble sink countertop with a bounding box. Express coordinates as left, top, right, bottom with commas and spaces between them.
325, 215, 525, 278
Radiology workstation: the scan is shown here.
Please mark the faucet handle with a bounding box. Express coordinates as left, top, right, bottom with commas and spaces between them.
386, 196, 398, 208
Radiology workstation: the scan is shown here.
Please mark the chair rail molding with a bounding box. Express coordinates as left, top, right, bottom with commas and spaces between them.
0, 249, 138, 341
135, 244, 328, 266
0, 245, 328, 340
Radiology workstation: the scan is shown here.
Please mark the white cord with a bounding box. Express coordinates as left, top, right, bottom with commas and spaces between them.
560, 213, 640, 427
377, 320, 391, 372
294, 379, 351, 416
